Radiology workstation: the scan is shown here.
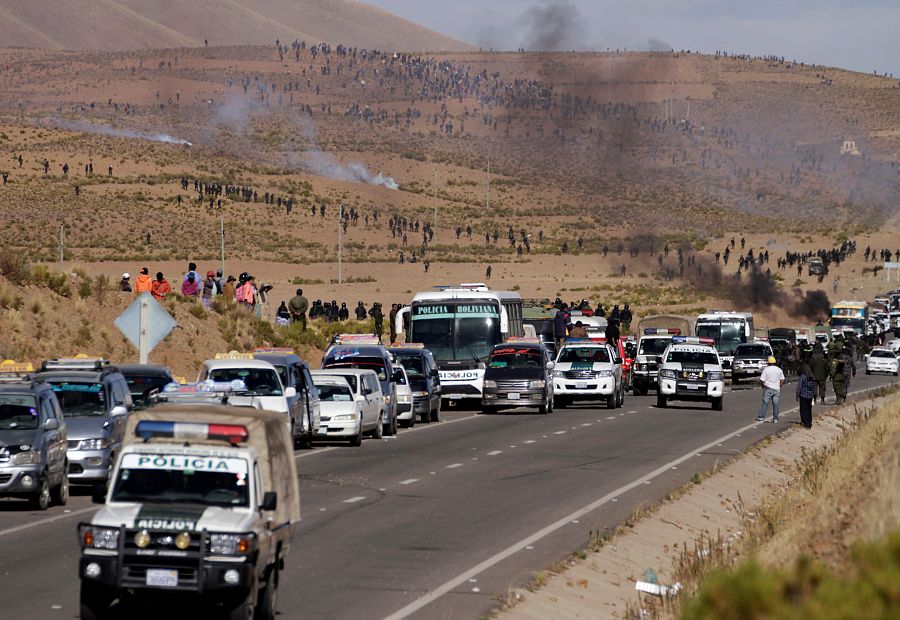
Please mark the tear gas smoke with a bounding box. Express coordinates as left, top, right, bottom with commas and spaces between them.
303, 151, 399, 190
48, 118, 191, 146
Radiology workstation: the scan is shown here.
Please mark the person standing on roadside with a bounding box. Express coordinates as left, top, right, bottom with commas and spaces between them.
369, 302, 384, 342
151, 272, 171, 301
288, 289, 309, 330
810, 348, 829, 404
554, 304, 570, 349
796, 363, 816, 428
134, 267, 152, 295
355, 301, 367, 320
389, 304, 399, 344
202, 271, 216, 307
756, 356, 785, 423
119, 273, 133, 292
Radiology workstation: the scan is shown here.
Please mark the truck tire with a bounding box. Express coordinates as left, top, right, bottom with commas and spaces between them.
31, 476, 51, 511
712, 397, 724, 411
227, 588, 255, 620
656, 394, 667, 408
430, 404, 440, 422
51, 472, 69, 506
79, 581, 114, 620
256, 565, 279, 620
371, 412, 384, 439
606, 392, 616, 409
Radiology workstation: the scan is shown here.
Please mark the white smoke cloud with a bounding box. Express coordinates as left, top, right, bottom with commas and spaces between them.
47, 118, 192, 146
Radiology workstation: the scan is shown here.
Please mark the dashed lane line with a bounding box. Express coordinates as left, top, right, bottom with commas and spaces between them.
398, 479, 419, 485
343, 496, 366, 504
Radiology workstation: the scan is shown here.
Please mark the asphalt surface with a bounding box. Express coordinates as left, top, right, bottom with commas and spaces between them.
1, 372, 896, 620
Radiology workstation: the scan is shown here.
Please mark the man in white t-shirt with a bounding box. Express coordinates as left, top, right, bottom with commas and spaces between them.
756, 356, 786, 423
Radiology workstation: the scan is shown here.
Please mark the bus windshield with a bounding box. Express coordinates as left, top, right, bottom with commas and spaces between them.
410, 302, 501, 361
696, 321, 746, 356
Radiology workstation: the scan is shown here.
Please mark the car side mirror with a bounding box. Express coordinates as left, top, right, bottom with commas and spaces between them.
91, 485, 107, 505
546, 361, 555, 370
43, 418, 59, 431
261, 491, 277, 512
111, 405, 128, 417
657, 356, 664, 364
284, 387, 297, 398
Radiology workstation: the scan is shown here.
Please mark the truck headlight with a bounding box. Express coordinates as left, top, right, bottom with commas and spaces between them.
412, 391, 429, 399
483, 380, 497, 389
635, 363, 645, 371
553, 370, 565, 378
11, 449, 39, 465
529, 380, 545, 389
659, 369, 676, 379
333, 413, 357, 421
79, 525, 120, 550
708, 371, 724, 381
75, 438, 110, 451
208, 533, 255, 555
595, 370, 612, 378
398, 394, 411, 404
383, 395, 391, 406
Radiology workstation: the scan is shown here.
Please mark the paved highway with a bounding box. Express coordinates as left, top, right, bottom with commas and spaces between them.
1, 374, 895, 620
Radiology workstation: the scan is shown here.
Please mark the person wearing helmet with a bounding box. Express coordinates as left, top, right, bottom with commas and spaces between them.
756, 356, 785, 423
119, 272, 132, 292
620, 304, 633, 334
355, 301, 368, 320
338, 302, 349, 321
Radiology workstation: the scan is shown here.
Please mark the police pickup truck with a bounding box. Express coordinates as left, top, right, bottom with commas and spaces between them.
77, 406, 299, 620
631, 328, 680, 395
656, 336, 725, 411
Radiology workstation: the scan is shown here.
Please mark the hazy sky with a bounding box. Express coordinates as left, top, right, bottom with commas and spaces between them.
368, 0, 899, 75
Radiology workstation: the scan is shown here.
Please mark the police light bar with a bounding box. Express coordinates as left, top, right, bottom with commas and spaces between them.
333, 334, 380, 345
0, 360, 35, 375
644, 328, 681, 336
564, 338, 601, 344
135, 420, 249, 445
671, 336, 715, 346
505, 337, 542, 343
41, 355, 110, 371
253, 347, 295, 354
214, 351, 255, 360
389, 342, 425, 349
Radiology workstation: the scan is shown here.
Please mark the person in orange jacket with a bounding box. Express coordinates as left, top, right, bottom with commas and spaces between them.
134, 267, 153, 295
151, 272, 172, 300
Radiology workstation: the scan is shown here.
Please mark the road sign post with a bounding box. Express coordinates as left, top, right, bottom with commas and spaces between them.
114, 293, 177, 364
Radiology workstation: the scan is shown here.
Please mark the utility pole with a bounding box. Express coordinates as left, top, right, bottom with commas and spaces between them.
59, 225, 65, 273
337, 204, 343, 284
220, 214, 225, 275
485, 159, 490, 210
433, 165, 437, 240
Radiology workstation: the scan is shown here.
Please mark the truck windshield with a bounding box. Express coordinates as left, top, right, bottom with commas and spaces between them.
208, 368, 283, 396
323, 357, 387, 381
638, 338, 670, 355
667, 351, 719, 365
111, 453, 249, 507
395, 356, 425, 379
696, 322, 745, 356
0, 395, 38, 430
736, 345, 770, 357
409, 302, 501, 362
48, 382, 106, 417
489, 349, 544, 368
558, 347, 610, 363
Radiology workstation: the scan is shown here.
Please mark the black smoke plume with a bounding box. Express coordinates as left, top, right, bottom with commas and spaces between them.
519, 0, 587, 51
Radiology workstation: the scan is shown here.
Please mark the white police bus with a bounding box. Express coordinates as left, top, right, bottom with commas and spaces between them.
695, 311, 754, 376
395, 284, 523, 404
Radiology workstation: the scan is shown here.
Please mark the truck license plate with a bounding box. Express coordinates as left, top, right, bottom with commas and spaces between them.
686, 384, 700, 390
507, 393, 520, 400
575, 382, 587, 389
449, 394, 462, 400
146, 569, 178, 587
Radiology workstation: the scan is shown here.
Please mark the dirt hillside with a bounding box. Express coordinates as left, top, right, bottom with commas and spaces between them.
0, 0, 473, 52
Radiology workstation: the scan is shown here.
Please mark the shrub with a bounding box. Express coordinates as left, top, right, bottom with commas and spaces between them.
78, 276, 93, 299
0, 248, 30, 285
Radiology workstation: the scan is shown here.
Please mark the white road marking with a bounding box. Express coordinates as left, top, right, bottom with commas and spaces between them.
379, 406, 814, 620
0, 506, 96, 538
581, 423, 592, 427
486, 450, 503, 456
606, 416, 616, 420
398, 478, 419, 485
343, 496, 366, 504
446, 463, 463, 469
553, 430, 567, 435
627, 410, 637, 414
524, 440, 536, 444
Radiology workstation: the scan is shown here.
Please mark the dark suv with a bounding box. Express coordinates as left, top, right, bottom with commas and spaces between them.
0, 363, 69, 509
730, 343, 774, 385
33, 358, 132, 484
322, 341, 399, 436
388, 345, 442, 423
481, 341, 555, 414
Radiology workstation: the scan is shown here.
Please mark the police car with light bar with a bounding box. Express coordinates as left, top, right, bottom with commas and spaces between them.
632, 328, 680, 396
78, 407, 299, 620
656, 336, 725, 411
552, 338, 625, 409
